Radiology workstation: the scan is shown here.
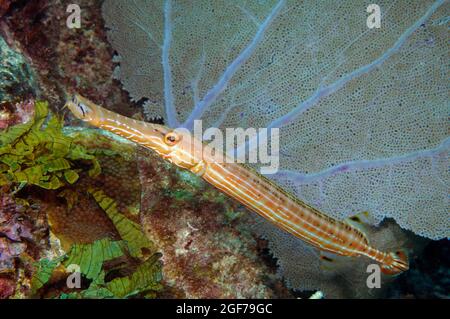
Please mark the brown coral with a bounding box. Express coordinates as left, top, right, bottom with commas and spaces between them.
137, 149, 288, 298
1, 0, 138, 117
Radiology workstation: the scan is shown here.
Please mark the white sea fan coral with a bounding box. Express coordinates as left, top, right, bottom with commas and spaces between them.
102, 0, 448, 240
102, 0, 449, 297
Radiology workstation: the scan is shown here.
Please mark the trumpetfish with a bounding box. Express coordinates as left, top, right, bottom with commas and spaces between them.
65, 94, 409, 275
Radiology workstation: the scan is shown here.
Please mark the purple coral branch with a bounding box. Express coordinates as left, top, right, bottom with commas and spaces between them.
182, 0, 286, 130
162, 0, 179, 127
271, 137, 450, 183
235, 0, 446, 157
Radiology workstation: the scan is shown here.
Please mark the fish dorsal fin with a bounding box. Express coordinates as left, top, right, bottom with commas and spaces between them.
344, 211, 374, 245
347, 211, 374, 224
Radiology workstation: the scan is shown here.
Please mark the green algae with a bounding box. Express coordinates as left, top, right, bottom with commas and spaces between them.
88, 188, 155, 258
63, 238, 125, 280
0, 101, 100, 189
30, 256, 65, 295
58, 252, 163, 299
105, 252, 163, 298
0, 101, 165, 298
31, 190, 162, 298
32, 232, 162, 298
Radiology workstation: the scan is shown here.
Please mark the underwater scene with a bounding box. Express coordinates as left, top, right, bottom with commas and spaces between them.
0, 0, 448, 301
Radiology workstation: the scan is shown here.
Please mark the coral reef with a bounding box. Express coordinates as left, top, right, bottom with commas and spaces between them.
0, 0, 448, 299
0, 99, 34, 130
0, 35, 36, 103
137, 150, 287, 298
0, 101, 164, 298
0, 1, 12, 18
0, 186, 49, 298
0, 0, 136, 116
0, 100, 51, 299
33, 224, 163, 299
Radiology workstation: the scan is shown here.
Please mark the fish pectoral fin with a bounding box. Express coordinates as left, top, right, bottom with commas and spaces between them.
319, 251, 336, 263
319, 256, 335, 271
318, 250, 345, 272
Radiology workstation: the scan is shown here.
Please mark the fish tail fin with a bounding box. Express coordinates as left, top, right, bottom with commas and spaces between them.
380, 250, 409, 275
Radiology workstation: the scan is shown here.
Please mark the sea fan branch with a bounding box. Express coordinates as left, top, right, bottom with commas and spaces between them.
234, 0, 446, 157
272, 137, 449, 183
162, 0, 179, 127
182, 0, 286, 130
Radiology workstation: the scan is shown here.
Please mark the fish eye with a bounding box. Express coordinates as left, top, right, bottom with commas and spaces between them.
164, 132, 180, 146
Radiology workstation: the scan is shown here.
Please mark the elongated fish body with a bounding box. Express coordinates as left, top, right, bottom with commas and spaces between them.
66, 94, 408, 275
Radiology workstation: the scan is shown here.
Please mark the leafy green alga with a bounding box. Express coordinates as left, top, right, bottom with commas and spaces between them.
31, 194, 162, 298
88, 188, 155, 258
0, 101, 100, 189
